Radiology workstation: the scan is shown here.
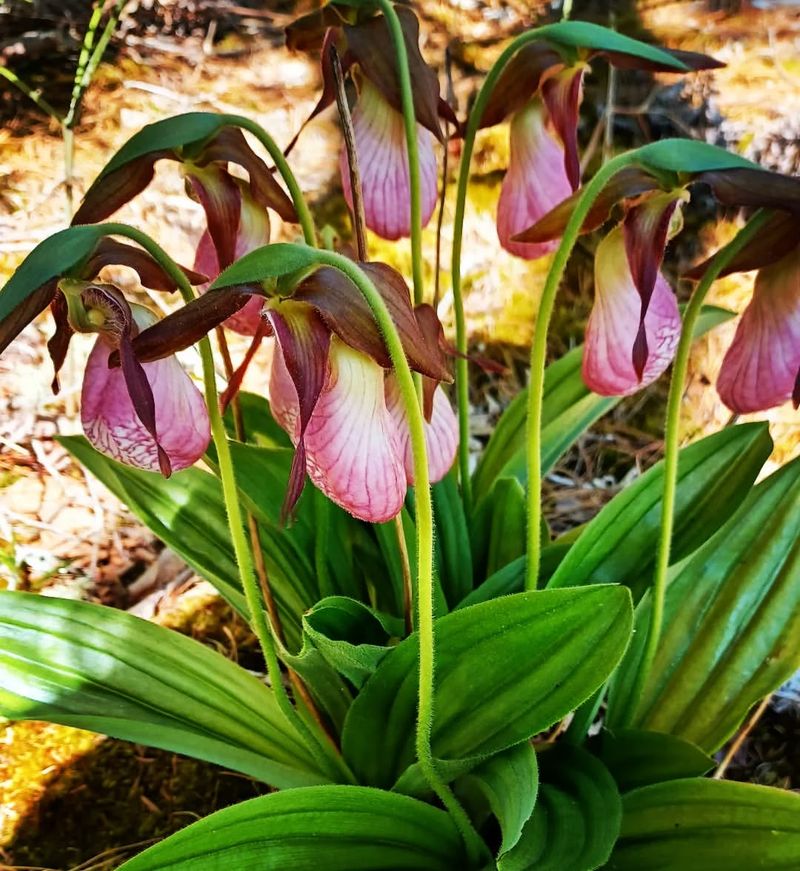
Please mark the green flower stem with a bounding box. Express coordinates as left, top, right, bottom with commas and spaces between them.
627, 208, 771, 718
308, 249, 482, 863
524, 152, 637, 591
98, 223, 352, 785
450, 27, 555, 515
222, 115, 317, 247
375, 0, 424, 305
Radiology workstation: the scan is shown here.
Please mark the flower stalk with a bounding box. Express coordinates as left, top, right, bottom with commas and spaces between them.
94, 223, 352, 784
627, 208, 771, 718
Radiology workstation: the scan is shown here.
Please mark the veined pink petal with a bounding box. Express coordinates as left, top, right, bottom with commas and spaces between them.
717, 245, 800, 413
497, 98, 574, 259
583, 227, 680, 396
340, 78, 438, 241
81, 305, 210, 472
304, 337, 406, 522
385, 375, 458, 484
193, 180, 271, 336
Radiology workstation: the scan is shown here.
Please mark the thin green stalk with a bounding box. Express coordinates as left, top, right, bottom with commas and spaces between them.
96, 223, 351, 784
0, 66, 62, 121
524, 153, 637, 590
223, 115, 317, 246
375, 0, 424, 304
627, 208, 771, 718
308, 249, 482, 864
64, 1, 105, 128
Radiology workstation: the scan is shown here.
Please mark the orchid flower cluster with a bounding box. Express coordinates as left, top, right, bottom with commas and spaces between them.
3, 3, 800, 868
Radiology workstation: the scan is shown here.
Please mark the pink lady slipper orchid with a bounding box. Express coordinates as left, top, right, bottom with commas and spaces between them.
478, 40, 721, 260
62, 281, 209, 475
285, 6, 458, 240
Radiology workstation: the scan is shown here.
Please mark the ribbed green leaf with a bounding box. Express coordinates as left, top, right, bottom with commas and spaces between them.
607, 779, 800, 870
119, 785, 467, 870
211, 242, 319, 288
470, 477, 528, 580
499, 744, 621, 871
342, 586, 633, 788
432, 470, 473, 608
598, 730, 713, 793
0, 592, 326, 788
636, 140, 758, 174
457, 742, 539, 857
547, 423, 771, 599
607, 456, 800, 751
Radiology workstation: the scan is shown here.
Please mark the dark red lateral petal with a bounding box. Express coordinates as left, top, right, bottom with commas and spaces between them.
602, 47, 724, 72
512, 166, 663, 244
623, 193, 683, 378
118, 331, 172, 477
267, 306, 331, 521
47, 291, 74, 392
698, 168, 800, 212
0, 279, 57, 357
541, 65, 586, 190
122, 287, 260, 364
198, 127, 298, 223
479, 42, 563, 129
83, 238, 207, 289
219, 320, 270, 413
344, 7, 443, 141
72, 153, 170, 226
186, 166, 242, 271
285, 5, 347, 52
793, 366, 800, 410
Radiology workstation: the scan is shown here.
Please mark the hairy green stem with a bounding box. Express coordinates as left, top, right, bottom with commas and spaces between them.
223, 115, 317, 246
308, 249, 482, 862
375, 0, 424, 304
627, 208, 771, 717
97, 223, 350, 783
524, 153, 637, 590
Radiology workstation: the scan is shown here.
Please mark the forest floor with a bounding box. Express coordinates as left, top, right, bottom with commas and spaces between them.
1, 0, 799, 867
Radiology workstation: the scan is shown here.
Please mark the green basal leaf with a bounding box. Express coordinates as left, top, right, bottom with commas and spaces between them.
342, 586, 633, 788
547, 423, 772, 600
0, 591, 327, 788
303, 596, 403, 690
597, 729, 713, 793
607, 779, 800, 870
537, 20, 688, 70
119, 785, 468, 870
470, 477, 527, 580
457, 742, 539, 857
211, 242, 319, 289
636, 139, 759, 174
499, 744, 621, 871
432, 470, 473, 608
607, 455, 800, 751
0, 225, 105, 323
94, 112, 226, 181
222, 391, 292, 449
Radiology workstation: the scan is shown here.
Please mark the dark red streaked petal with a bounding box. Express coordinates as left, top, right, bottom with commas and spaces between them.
284, 5, 347, 52
83, 238, 207, 289
119, 287, 260, 365
0, 279, 57, 357
541, 64, 587, 191
71, 152, 171, 226
293, 262, 451, 381
198, 127, 297, 223
47, 291, 74, 392
512, 166, 663, 245
344, 7, 443, 141
186, 166, 242, 271
793, 365, 800, 410
602, 47, 724, 72
267, 305, 331, 522
685, 211, 800, 281
479, 42, 563, 129
219, 320, 270, 413
118, 331, 172, 477
697, 167, 800, 212
623, 192, 684, 378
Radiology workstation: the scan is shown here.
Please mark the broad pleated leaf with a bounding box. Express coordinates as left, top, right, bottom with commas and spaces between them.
342, 586, 633, 788
457, 742, 539, 857
499, 744, 621, 871
0, 592, 326, 788
607, 455, 800, 751
597, 729, 713, 793
119, 786, 467, 870
547, 423, 771, 599
607, 779, 800, 870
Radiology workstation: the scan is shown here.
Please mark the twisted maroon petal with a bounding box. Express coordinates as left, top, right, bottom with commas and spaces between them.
541, 64, 587, 191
